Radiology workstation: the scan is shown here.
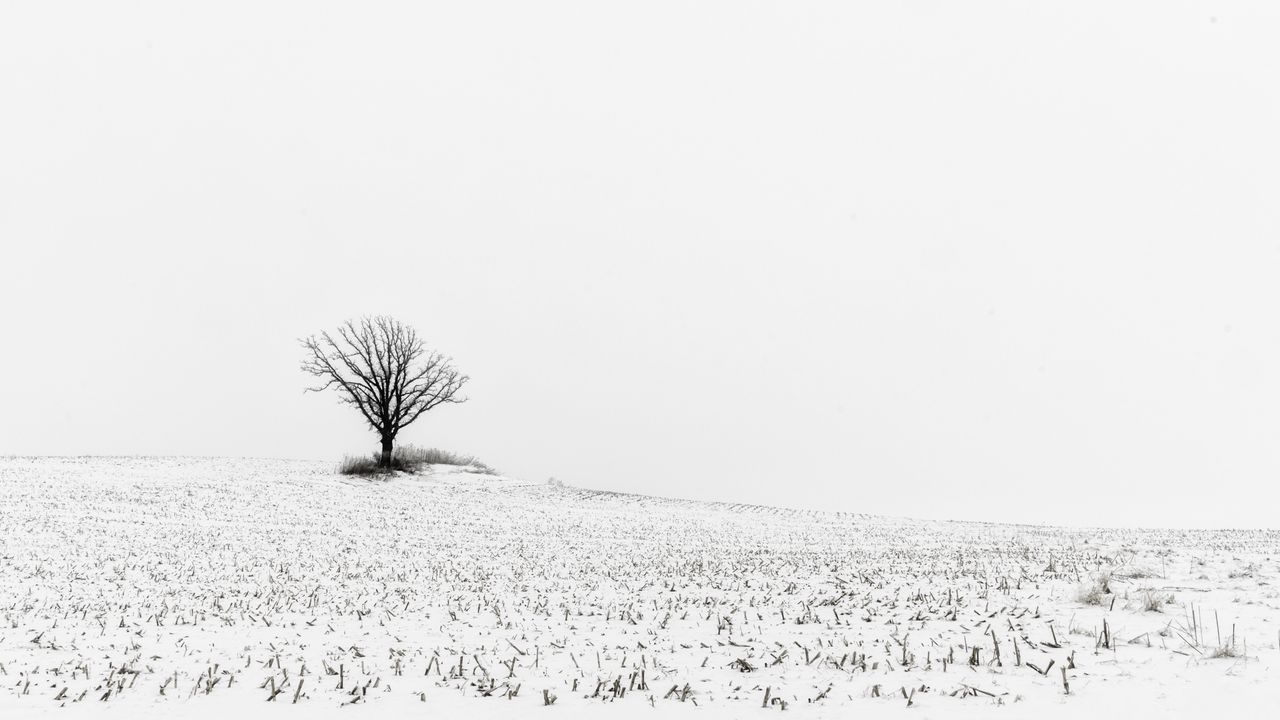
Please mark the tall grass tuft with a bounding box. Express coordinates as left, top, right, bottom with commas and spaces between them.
337, 445, 497, 476
1138, 590, 1175, 612
338, 454, 383, 476
392, 445, 496, 473
1074, 572, 1114, 605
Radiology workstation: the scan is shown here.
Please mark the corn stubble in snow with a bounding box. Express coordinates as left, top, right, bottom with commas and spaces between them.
0, 456, 1277, 718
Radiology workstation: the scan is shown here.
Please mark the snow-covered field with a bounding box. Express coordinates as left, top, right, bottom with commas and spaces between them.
1, 457, 1277, 719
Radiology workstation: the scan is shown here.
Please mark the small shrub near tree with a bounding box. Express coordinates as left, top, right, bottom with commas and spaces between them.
338, 445, 496, 476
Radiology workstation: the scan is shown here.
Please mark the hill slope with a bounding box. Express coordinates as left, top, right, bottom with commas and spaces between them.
1, 457, 1277, 718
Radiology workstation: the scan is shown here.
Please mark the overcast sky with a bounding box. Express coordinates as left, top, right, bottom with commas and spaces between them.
3, 1, 1278, 528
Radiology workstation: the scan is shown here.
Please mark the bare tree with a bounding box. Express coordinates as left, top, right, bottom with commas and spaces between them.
301, 316, 468, 468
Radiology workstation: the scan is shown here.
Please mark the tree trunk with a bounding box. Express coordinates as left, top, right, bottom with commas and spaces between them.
380, 436, 394, 468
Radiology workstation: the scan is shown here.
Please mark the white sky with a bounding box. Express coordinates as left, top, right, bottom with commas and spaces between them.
3, 1, 1279, 528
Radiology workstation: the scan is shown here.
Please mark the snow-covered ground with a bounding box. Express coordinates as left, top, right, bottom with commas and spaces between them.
1, 457, 1277, 719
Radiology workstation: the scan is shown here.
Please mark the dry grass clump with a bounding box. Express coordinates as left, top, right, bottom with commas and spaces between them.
1074, 572, 1114, 605
338, 454, 384, 476
1209, 643, 1241, 659
394, 445, 497, 474
1227, 564, 1257, 580
1138, 590, 1176, 612
338, 445, 497, 476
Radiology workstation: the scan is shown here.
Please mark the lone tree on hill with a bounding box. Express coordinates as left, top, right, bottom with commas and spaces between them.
301, 316, 468, 468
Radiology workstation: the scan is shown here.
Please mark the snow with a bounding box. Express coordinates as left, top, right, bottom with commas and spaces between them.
1, 456, 1277, 719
